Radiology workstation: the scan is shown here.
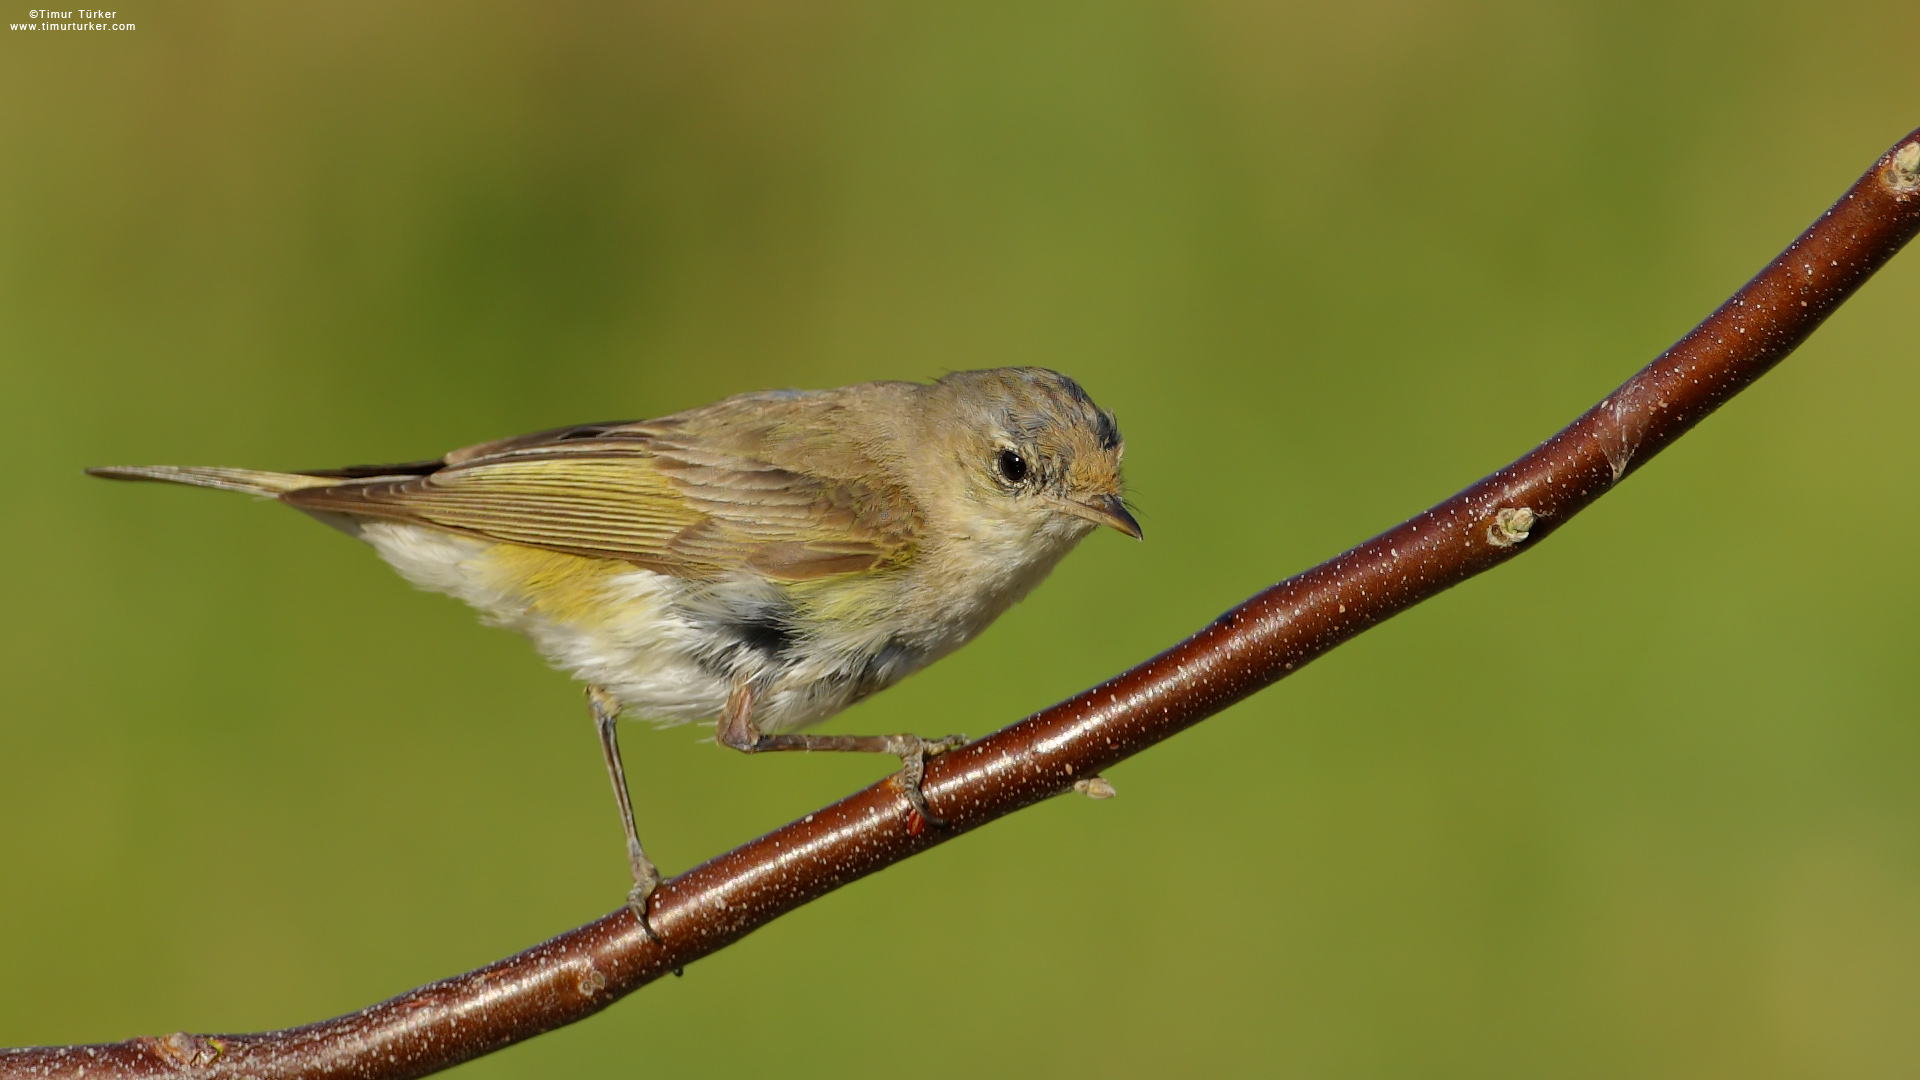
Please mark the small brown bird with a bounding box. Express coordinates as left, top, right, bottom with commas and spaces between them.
90, 367, 1138, 936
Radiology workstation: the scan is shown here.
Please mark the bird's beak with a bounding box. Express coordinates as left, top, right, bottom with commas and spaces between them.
1056, 493, 1143, 539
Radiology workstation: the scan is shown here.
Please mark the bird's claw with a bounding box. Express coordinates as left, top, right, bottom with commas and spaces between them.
892, 734, 966, 828
627, 874, 663, 944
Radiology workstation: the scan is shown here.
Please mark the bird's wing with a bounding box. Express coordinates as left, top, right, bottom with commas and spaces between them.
282, 402, 919, 581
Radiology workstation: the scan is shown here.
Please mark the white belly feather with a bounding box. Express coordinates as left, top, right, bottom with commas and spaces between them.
357, 521, 930, 733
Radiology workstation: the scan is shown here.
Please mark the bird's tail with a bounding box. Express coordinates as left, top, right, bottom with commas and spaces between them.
85, 465, 344, 497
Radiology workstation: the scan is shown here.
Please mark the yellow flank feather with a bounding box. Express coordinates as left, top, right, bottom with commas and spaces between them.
480, 543, 632, 626
787, 565, 907, 629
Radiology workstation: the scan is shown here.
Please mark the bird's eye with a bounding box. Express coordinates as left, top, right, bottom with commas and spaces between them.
996, 447, 1029, 484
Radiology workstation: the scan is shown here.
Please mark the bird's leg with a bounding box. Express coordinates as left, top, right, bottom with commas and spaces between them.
588, 686, 663, 942
714, 682, 967, 827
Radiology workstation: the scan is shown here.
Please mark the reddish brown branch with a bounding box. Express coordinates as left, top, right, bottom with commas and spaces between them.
7, 130, 1918, 1080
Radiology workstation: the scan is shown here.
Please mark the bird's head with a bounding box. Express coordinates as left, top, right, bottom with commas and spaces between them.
916, 367, 1139, 552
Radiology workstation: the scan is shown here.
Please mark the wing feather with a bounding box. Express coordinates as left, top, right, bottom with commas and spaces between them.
282, 402, 918, 580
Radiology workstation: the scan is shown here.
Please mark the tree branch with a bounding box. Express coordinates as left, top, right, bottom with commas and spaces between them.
7, 129, 1918, 1080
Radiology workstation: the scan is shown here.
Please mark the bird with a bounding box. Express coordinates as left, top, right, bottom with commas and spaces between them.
89, 366, 1139, 938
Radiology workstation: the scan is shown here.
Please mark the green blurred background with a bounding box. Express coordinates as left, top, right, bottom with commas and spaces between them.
3, 2, 1918, 1075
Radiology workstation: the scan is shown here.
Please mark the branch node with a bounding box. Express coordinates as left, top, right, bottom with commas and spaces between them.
1488, 506, 1536, 547
1074, 776, 1117, 799
1888, 142, 1920, 192
577, 963, 609, 997
147, 1032, 225, 1068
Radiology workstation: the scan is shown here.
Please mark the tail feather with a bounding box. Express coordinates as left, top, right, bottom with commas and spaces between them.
85, 465, 344, 497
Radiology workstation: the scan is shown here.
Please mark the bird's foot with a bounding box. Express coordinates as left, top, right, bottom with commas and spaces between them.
885, 733, 967, 827
627, 864, 664, 944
